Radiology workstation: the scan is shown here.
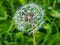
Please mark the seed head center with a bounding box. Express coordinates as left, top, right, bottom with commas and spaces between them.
24, 12, 34, 22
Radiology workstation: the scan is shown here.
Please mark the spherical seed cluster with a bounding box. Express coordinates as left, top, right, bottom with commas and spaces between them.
14, 3, 45, 34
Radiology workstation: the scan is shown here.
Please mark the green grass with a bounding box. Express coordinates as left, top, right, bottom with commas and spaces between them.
0, 0, 60, 45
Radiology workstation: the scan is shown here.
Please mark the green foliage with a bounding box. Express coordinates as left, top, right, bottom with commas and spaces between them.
0, 0, 60, 45
0, 1, 8, 20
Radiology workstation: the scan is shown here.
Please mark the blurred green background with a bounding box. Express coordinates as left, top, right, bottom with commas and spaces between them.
0, 0, 60, 45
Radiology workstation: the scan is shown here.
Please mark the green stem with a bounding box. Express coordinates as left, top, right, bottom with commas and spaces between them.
32, 25, 36, 45
31, 22, 36, 45
53, 0, 56, 9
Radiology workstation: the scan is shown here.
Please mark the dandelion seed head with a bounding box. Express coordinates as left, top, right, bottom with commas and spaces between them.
14, 3, 45, 33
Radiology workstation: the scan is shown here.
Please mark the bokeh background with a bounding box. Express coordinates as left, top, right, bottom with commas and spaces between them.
0, 0, 60, 45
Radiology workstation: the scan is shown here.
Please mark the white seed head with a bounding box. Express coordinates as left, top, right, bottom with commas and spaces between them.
14, 3, 45, 34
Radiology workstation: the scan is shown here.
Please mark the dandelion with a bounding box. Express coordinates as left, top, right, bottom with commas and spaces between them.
14, 3, 45, 45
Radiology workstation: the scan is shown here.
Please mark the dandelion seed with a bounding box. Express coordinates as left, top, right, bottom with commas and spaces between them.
48, 6, 52, 10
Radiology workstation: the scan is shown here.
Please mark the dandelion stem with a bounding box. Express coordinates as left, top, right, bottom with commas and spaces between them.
33, 32, 36, 45
32, 25, 36, 45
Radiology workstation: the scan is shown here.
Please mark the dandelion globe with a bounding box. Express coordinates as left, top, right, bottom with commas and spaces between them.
14, 3, 44, 34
